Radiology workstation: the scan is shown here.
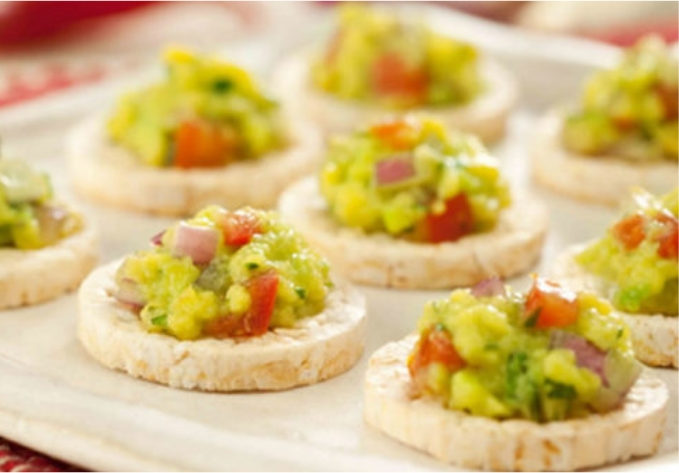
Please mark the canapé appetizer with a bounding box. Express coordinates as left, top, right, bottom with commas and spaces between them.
364, 276, 667, 471
273, 4, 516, 141
0, 159, 97, 309
78, 206, 366, 391
553, 188, 678, 367
279, 117, 547, 289
68, 48, 322, 215
532, 36, 678, 205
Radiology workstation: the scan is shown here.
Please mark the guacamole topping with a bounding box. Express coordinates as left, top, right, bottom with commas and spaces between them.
577, 188, 678, 316
114, 206, 332, 340
408, 276, 642, 422
562, 35, 678, 161
311, 4, 482, 108
320, 117, 510, 242
0, 160, 81, 249
108, 48, 284, 168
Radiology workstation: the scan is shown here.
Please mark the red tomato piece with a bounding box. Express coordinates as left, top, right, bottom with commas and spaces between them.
220, 210, 262, 246
174, 120, 236, 169
242, 270, 279, 335
419, 194, 474, 243
370, 119, 418, 151
204, 270, 279, 337
656, 84, 678, 120
655, 211, 678, 259
371, 53, 427, 102
202, 313, 244, 338
524, 277, 579, 329
612, 213, 646, 250
408, 329, 465, 379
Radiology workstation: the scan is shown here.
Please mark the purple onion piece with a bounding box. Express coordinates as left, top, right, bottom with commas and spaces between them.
150, 230, 165, 247
172, 222, 219, 265
114, 277, 145, 310
375, 155, 416, 186
470, 276, 505, 297
550, 330, 607, 385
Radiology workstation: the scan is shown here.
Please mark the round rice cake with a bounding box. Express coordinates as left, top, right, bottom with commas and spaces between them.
0, 222, 98, 309
364, 335, 668, 471
531, 110, 677, 206
278, 176, 548, 289
272, 49, 517, 143
67, 114, 323, 216
77, 259, 367, 391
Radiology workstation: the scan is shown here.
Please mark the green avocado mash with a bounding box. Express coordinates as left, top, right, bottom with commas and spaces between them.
320, 117, 510, 241
577, 188, 678, 315
108, 48, 284, 168
562, 35, 678, 161
115, 206, 332, 340
408, 277, 641, 422
0, 160, 81, 249
311, 4, 482, 108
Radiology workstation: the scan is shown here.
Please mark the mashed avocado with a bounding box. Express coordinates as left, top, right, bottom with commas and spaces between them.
577, 188, 678, 315
408, 277, 641, 422
311, 4, 482, 108
320, 117, 510, 241
562, 35, 678, 161
108, 48, 284, 167
115, 206, 332, 340
0, 160, 81, 249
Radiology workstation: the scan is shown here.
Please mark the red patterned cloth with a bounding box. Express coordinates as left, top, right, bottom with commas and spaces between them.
0, 439, 75, 472
0, 59, 137, 107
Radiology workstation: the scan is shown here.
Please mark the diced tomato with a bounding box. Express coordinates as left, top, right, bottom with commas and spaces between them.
219, 210, 262, 246
656, 84, 678, 120
524, 277, 579, 329
204, 270, 279, 337
202, 312, 243, 337
612, 213, 646, 250
370, 119, 418, 151
174, 120, 236, 168
655, 211, 678, 259
371, 53, 427, 102
416, 193, 474, 243
242, 270, 279, 335
611, 115, 637, 131
408, 328, 465, 379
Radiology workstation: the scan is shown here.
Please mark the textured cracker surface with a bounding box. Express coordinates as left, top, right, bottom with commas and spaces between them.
77, 260, 367, 391
0, 223, 98, 309
279, 177, 548, 289
364, 335, 668, 471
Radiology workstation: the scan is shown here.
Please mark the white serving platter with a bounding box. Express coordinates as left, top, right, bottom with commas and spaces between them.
0, 5, 677, 471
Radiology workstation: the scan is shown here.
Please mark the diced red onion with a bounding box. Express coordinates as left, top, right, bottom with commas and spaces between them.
470, 276, 505, 297
114, 277, 145, 310
150, 230, 165, 246
172, 222, 219, 265
550, 330, 607, 384
375, 155, 415, 186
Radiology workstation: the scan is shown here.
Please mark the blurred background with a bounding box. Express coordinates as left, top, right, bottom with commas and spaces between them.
0, 1, 677, 108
